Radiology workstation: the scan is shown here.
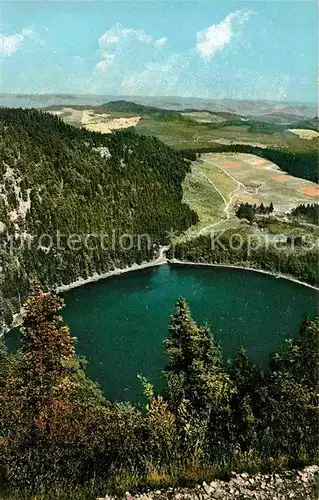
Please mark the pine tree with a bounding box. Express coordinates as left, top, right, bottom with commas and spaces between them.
164, 297, 224, 410
0, 281, 108, 488
230, 346, 262, 451
163, 298, 236, 458
20, 279, 75, 382
260, 318, 319, 463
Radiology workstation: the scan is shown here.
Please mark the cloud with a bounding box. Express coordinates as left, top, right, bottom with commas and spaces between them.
196, 9, 252, 61
95, 54, 115, 73
0, 27, 35, 57
99, 23, 152, 49
96, 24, 168, 78
121, 54, 184, 96
155, 36, 168, 48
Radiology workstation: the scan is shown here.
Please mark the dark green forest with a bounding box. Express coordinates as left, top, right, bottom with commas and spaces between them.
169, 229, 319, 286
291, 203, 319, 225
0, 108, 198, 328
236, 202, 274, 223
0, 284, 318, 498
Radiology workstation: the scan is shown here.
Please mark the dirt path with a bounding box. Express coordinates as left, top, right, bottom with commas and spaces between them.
198, 158, 243, 234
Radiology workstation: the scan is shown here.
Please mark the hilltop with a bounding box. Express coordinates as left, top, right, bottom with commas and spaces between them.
1, 93, 317, 117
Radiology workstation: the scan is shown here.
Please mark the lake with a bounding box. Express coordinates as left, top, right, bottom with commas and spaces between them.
62, 264, 318, 400
6, 264, 318, 401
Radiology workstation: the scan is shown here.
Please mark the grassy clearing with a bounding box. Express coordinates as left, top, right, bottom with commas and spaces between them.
256, 217, 319, 238
201, 153, 319, 213
198, 157, 238, 200
180, 159, 239, 236
135, 116, 316, 151
182, 164, 225, 232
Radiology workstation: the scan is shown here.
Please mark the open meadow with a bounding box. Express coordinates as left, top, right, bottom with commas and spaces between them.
183, 152, 319, 234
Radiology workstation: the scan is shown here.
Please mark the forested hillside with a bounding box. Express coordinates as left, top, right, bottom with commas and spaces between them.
0, 108, 198, 328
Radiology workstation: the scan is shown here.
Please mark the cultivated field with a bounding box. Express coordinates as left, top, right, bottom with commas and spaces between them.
48, 107, 141, 133
183, 152, 319, 234
135, 117, 315, 151
288, 128, 319, 140
81, 110, 140, 133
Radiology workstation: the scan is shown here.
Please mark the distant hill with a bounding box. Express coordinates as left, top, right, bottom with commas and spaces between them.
181, 108, 245, 121
293, 116, 319, 131
0, 94, 316, 118
252, 112, 314, 125
95, 100, 187, 121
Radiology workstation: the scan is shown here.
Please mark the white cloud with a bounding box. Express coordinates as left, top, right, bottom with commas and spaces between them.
96, 24, 168, 78
0, 27, 35, 57
99, 23, 152, 49
155, 36, 168, 48
196, 9, 252, 61
121, 54, 183, 96
95, 54, 115, 73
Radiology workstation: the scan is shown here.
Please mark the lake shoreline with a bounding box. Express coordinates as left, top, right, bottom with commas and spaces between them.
57, 259, 167, 293
4, 253, 168, 335
4, 254, 317, 336
169, 259, 319, 291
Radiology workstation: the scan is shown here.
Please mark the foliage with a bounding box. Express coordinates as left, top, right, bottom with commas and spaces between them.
291, 203, 319, 225
236, 202, 274, 222
0, 289, 318, 497
169, 230, 319, 286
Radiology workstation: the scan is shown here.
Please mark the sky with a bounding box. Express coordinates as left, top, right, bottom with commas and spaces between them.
0, 0, 318, 102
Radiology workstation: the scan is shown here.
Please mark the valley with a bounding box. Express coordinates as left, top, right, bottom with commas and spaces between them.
1, 0, 319, 496
0, 100, 318, 500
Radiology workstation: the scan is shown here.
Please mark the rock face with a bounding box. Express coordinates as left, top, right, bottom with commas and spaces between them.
97, 466, 318, 499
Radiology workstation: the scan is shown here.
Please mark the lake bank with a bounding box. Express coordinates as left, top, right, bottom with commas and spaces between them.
5, 264, 318, 400
4, 248, 169, 334
168, 259, 319, 291
5, 251, 317, 339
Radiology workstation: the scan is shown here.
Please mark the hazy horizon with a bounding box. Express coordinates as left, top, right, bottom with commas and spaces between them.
1, 1, 317, 103
0, 92, 317, 106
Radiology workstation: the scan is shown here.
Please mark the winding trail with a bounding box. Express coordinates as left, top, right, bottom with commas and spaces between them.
199, 158, 243, 234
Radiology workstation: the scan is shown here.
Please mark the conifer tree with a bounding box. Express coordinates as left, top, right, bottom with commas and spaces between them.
0, 281, 108, 488
164, 298, 236, 459
21, 279, 75, 381
230, 346, 262, 451
164, 297, 222, 409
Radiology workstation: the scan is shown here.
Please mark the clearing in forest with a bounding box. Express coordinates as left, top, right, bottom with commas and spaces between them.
200, 153, 319, 213
81, 110, 140, 133
288, 129, 319, 140
183, 152, 319, 235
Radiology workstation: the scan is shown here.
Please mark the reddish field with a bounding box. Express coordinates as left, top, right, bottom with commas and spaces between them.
271, 174, 294, 181
300, 187, 319, 198
221, 161, 242, 168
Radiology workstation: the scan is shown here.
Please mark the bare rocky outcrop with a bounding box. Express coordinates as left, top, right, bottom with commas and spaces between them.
98, 466, 318, 499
